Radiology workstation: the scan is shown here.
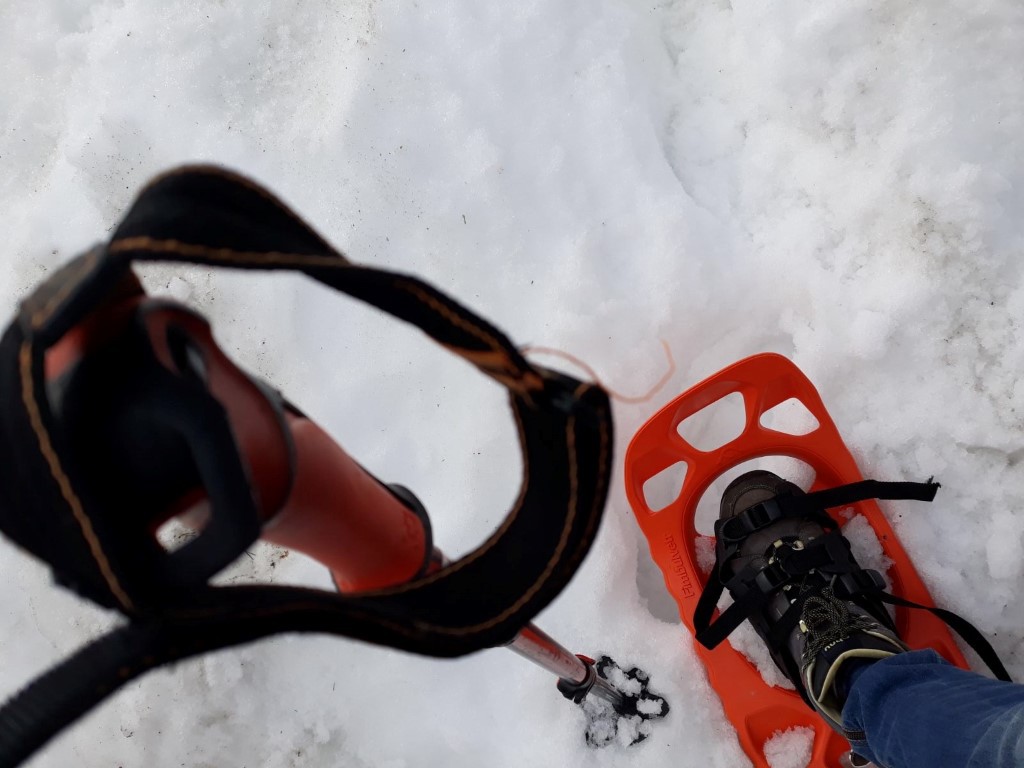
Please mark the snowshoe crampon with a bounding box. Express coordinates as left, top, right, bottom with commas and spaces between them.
623, 353, 969, 768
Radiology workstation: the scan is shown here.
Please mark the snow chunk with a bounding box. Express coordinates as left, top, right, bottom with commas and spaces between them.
636, 696, 665, 716
695, 534, 717, 574
842, 513, 894, 581
729, 621, 796, 691
764, 726, 814, 768
601, 664, 644, 697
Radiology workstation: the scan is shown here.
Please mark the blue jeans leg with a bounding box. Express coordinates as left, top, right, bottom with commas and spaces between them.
841, 649, 1024, 768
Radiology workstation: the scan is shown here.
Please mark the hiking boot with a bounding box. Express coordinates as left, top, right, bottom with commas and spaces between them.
716, 470, 907, 733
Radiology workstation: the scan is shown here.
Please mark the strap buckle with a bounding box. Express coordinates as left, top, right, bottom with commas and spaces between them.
833, 569, 886, 598
753, 560, 790, 594
718, 498, 784, 542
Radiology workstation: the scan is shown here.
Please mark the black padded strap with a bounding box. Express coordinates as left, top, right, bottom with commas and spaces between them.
4, 164, 613, 640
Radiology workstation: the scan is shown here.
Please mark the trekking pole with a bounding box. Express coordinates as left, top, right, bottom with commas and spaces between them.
261, 414, 668, 745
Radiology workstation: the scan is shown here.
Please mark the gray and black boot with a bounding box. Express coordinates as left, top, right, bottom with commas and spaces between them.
717, 471, 906, 733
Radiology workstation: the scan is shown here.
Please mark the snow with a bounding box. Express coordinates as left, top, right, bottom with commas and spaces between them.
763, 726, 814, 768
2, 0, 1024, 766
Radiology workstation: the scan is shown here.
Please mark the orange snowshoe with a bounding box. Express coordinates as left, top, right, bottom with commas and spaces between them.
624, 353, 1003, 768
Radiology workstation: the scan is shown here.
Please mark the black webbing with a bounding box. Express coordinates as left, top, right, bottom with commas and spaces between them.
693, 570, 727, 648
798, 479, 940, 511
874, 593, 1011, 682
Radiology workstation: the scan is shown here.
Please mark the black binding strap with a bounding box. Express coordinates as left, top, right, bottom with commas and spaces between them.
836, 586, 1012, 684
693, 478, 1011, 686
694, 529, 860, 650
0, 166, 614, 767
797, 479, 940, 512
694, 479, 935, 648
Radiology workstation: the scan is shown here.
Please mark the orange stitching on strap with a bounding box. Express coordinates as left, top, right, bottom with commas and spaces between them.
109, 237, 549, 397
108, 237, 350, 266
488, 370, 543, 396
400, 283, 499, 352
443, 346, 525, 377
570, 390, 608, 571
402, 283, 542, 392
19, 341, 134, 611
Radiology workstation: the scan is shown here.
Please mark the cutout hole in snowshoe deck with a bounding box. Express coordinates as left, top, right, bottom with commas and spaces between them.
759, 397, 820, 436
676, 391, 747, 452
642, 461, 688, 513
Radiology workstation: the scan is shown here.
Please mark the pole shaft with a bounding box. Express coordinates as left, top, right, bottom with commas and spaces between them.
506, 625, 630, 711
506, 625, 590, 682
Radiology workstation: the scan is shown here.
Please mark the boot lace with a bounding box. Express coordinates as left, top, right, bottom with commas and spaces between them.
800, 585, 877, 664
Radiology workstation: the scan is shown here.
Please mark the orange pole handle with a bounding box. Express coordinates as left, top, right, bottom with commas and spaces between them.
262, 415, 430, 592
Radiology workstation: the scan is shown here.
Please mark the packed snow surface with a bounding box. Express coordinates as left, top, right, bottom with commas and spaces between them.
2, 1, 1023, 766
